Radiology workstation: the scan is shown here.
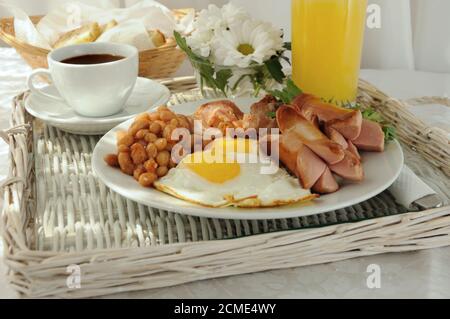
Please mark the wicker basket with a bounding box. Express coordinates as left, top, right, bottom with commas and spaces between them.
0, 14, 187, 79
1, 77, 449, 298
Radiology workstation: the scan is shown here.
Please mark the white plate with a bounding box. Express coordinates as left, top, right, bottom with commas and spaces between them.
92, 97, 404, 220
25, 77, 170, 135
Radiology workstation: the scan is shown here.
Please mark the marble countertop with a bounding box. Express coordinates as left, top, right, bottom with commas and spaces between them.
0, 48, 449, 298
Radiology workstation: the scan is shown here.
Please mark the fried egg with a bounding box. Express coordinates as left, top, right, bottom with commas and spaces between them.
154, 138, 316, 208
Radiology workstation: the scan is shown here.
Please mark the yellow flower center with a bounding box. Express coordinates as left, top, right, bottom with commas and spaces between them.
237, 43, 255, 56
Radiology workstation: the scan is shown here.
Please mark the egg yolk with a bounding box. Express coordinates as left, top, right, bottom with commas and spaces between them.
182, 138, 256, 184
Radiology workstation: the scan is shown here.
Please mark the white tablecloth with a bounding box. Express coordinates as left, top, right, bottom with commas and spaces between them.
0, 48, 449, 298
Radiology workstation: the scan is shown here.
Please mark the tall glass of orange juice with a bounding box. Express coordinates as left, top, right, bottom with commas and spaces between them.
292, 0, 367, 104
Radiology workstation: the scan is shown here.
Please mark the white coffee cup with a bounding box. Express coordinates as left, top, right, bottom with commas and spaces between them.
27, 42, 139, 117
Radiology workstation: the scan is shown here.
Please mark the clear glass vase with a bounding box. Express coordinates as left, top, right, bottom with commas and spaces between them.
190, 59, 283, 98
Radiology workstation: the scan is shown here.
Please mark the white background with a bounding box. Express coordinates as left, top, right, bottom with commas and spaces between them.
0, 0, 449, 299
1, 0, 450, 73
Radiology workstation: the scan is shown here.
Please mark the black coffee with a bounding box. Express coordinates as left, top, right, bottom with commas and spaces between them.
61, 54, 125, 65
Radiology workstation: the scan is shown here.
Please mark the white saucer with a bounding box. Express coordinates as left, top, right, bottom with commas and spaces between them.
24, 77, 170, 135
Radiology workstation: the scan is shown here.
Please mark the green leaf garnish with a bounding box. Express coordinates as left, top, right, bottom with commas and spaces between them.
346, 104, 396, 142
269, 78, 303, 104
215, 69, 233, 95
383, 125, 397, 142
361, 108, 384, 123
264, 57, 285, 83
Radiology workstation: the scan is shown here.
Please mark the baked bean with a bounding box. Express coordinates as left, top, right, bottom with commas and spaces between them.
156, 150, 170, 167
116, 130, 127, 142
160, 110, 175, 122
137, 139, 148, 147
165, 141, 175, 152
156, 166, 168, 177
144, 158, 158, 173
118, 134, 134, 147
177, 116, 190, 129
135, 129, 149, 139
133, 164, 145, 181
146, 143, 158, 158
170, 118, 179, 127
118, 144, 130, 153
157, 105, 170, 112
155, 138, 168, 151
144, 132, 158, 143
149, 122, 162, 135
129, 119, 150, 136
130, 143, 148, 165
139, 172, 158, 187
149, 112, 160, 121
135, 113, 149, 121
118, 152, 134, 175
155, 120, 166, 130
104, 154, 119, 167
163, 124, 176, 141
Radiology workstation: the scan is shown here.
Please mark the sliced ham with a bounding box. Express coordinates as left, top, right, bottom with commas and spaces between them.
324, 126, 348, 149
277, 106, 345, 165
329, 150, 364, 182
279, 132, 327, 189
312, 167, 339, 194
326, 110, 363, 140
352, 120, 385, 152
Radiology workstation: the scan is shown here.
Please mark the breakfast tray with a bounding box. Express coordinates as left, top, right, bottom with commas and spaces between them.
1, 77, 450, 298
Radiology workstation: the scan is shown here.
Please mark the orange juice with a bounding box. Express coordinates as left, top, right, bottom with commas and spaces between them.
292, 0, 367, 104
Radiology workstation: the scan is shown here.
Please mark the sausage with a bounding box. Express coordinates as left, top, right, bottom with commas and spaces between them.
329, 150, 364, 182
324, 126, 348, 149
326, 110, 363, 141
277, 106, 345, 165
352, 120, 385, 152
312, 167, 340, 194
292, 94, 362, 140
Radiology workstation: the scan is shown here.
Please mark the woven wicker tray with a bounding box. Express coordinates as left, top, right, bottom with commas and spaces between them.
1, 77, 449, 298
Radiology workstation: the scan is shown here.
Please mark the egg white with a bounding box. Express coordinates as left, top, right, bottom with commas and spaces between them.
154, 161, 316, 208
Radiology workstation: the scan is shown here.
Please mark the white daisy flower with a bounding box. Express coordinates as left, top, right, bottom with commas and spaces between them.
186, 3, 250, 58
187, 29, 214, 57
195, 3, 249, 32
211, 19, 284, 68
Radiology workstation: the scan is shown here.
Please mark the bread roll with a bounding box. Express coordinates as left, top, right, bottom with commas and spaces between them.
147, 29, 166, 48
53, 22, 102, 49
100, 20, 118, 34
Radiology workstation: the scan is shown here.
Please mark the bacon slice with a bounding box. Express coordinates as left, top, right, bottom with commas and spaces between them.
279, 132, 327, 189
242, 95, 278, 130
352, 120, 385, 152
194, 100, 244, 128
329, 150, 364, 182
277, 106, 345, 165
312, 167, 339, 194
